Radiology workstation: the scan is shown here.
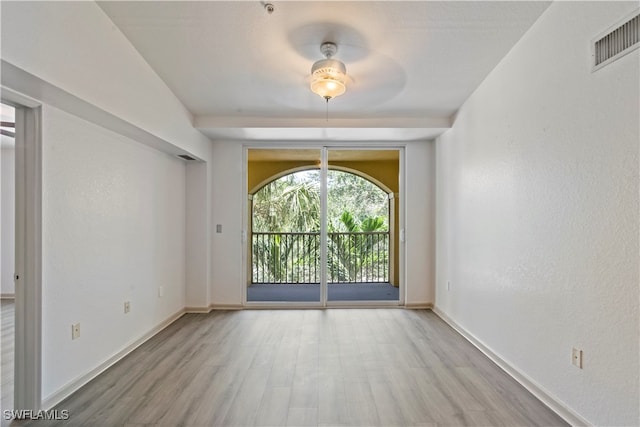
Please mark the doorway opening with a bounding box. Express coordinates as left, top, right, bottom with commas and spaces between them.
1, 96, 42, 416
245, 148, 401, 305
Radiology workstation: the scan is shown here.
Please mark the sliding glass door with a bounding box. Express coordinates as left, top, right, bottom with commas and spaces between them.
326, 149, 400, 302
246, 147, 401, 305
247, 148, 322, 303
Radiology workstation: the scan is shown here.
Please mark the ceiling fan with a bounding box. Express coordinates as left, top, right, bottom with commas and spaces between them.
266, 21, 407, 111
310, 41, 347, 102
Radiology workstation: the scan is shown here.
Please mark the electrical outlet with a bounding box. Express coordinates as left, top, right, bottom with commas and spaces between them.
71, 323, 80, 340
158, 286, 164, 297
124, 301, 130, 314
572, 348, 583, 369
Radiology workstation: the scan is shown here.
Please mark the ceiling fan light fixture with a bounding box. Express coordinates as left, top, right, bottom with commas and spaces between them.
310, 42, 347, 100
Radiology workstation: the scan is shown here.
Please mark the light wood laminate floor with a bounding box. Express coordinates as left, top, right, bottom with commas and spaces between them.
26, 309, 567, 426
1, 300, 14, 427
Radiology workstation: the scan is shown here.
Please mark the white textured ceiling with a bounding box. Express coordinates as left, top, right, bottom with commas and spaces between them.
98, 1, 551, 142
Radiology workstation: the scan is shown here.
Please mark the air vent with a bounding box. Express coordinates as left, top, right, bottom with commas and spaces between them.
593, 10, 639, 71
177, 154, 197, 161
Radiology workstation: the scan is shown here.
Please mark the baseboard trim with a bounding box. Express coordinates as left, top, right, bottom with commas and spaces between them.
405, 302, 433, 309
184, 306, 212, 313
41, 308, 186, 410
432, 306, 590, 427
209, 304, 243, 310
0, 293, 15, 300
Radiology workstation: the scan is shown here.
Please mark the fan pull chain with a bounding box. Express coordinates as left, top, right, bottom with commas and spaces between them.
324, 97, 331, 122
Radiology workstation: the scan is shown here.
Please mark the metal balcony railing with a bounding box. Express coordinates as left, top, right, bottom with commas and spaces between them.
252, 231, 389, 284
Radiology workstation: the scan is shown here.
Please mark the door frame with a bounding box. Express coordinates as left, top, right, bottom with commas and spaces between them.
2, 88, 43, 411
242, 143, 405, 308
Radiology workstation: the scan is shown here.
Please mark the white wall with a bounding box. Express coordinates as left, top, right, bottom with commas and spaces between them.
41, 105, 186, 400
210, 141, 245, 306
210, 141, 435, 307
435, 2, 639, 425
1, 146, 15, 296
186, 161, 210, 309
404, 141, 436, 306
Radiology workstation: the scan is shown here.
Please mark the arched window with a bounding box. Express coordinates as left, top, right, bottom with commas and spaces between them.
251, 169, 389, 284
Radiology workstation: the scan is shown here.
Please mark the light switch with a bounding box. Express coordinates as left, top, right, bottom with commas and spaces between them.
572, 348, 583, 369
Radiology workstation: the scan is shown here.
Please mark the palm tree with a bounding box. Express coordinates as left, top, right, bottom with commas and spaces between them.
327, 211, 388, 282
252, 172, 320, 282
253, 171, 320, 232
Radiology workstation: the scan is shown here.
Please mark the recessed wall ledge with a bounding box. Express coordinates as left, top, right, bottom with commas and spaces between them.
1, 60, 204, 160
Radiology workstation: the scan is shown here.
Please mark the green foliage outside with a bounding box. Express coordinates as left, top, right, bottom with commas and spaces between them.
253, 171, 321, 232
253, 170, 388, 233
252, 170, 390, 283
